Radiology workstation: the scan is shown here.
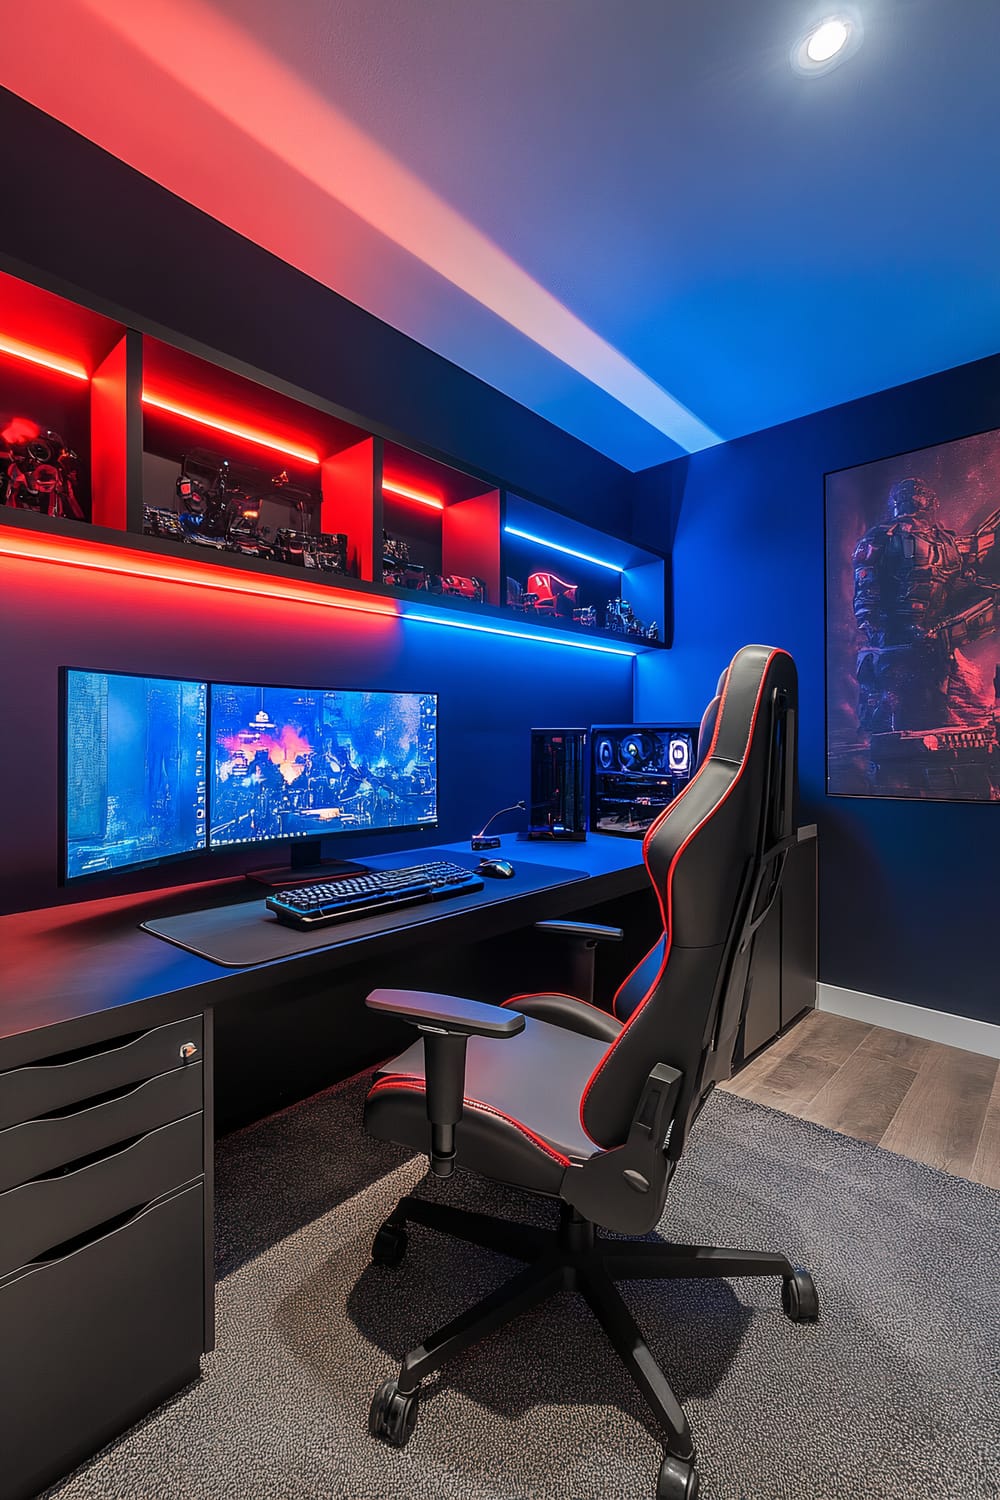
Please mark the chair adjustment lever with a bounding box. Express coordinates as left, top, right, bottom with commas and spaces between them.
563, 1063, 682, 1236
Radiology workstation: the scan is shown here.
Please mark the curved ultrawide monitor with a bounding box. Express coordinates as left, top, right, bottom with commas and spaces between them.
208, 683, 438, 848
62, 668, 208, 881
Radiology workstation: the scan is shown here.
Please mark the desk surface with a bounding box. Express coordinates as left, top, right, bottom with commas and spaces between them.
0, 834, 646, 1064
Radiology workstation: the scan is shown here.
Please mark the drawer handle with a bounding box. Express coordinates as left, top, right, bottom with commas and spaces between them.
31, 1202, 149, 1265
179, 1042, 199, 1063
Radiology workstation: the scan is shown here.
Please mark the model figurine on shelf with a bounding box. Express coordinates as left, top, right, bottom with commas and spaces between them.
506, 571, 580, 618
0, 416, 85, 519
605, 597, 658, 640
424, 574, 488, 603
382, 529, 427, 588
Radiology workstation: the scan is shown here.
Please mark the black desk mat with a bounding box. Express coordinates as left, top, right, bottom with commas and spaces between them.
141, 853, 589, 968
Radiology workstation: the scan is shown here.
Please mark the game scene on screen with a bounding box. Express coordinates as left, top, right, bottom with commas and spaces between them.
65, 672, 207, 879
209, 684, 437, 846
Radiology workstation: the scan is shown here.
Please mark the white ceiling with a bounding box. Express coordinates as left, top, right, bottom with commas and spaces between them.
3, 0, 1000, 470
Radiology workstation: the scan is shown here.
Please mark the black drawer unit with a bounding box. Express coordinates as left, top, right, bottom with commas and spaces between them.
0, 1112, 203, 1279
0, 1182, 204, 1500
0, 1010, 210, 1500
0, 1063, 202, 1192
0, 1014, 203, 1129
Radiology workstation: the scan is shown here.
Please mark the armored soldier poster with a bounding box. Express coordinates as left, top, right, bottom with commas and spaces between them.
826, 429, 1000, 801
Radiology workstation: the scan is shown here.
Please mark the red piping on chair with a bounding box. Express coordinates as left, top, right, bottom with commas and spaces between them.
577, 650, 785, 1146
610, 941, 662, 1021
367, 1075, 571, 1166
607, 682, 730, 1021
501, 992, 610, 1014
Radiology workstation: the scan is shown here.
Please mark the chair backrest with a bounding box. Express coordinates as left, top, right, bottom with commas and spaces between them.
580, 645, 798, 1155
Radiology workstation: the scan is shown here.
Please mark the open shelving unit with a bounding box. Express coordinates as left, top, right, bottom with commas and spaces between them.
0, 263, 667, 655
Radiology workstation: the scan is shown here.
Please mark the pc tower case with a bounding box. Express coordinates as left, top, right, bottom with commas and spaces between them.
526, 728, 588, 840
591, 725, 697, 837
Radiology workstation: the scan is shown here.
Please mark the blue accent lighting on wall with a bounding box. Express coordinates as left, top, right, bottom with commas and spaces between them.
404, 610, 638, 656
503, 526, 623, 572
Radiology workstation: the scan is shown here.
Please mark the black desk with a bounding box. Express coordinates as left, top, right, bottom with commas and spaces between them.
0, 834, 647, 1065
0, 833, 649, 1500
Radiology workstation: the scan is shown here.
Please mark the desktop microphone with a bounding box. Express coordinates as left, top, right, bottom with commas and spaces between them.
471, 800, 526, 851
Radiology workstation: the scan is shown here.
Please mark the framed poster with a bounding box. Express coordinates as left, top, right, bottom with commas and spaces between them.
825, 428, 1000, 801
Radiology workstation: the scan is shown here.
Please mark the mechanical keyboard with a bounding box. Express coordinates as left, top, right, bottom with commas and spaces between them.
265, 859, 485, 929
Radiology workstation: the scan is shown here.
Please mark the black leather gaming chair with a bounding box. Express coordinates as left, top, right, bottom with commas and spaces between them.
362, 645, 816, 1500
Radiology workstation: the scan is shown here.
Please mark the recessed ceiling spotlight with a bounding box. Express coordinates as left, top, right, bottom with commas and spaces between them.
807, 18, 849, 60
792, 12, 863, 75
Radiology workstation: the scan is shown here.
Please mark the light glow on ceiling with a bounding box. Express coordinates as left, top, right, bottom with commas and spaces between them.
80, 0, 721, 455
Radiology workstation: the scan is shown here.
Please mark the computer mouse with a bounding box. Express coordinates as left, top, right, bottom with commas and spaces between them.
477, 857, 516, 879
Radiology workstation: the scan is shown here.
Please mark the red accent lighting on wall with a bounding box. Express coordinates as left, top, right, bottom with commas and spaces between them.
0, 531, 398, 622
382, 479, 445, 511
141, 391, 321, 464
0, 335, 89, 382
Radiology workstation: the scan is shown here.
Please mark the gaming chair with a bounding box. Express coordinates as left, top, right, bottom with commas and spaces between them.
361, 645, 815, 1500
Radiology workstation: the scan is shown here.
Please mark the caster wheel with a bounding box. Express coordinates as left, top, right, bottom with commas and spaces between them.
369, 1377, 419, 1448
782, 1268, 819, 1323
371, 1222, 408, 1267
657, 1453, 699, 1500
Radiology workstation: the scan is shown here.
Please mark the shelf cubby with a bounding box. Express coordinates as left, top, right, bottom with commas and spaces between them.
502, 494, 666, 646
0, 267, 129, 529
139, 337, 373, 578
380, 441, 501, 605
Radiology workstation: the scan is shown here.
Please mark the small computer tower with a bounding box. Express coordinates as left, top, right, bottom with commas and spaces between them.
590, 724, 698, 837
526, 728, 588, 840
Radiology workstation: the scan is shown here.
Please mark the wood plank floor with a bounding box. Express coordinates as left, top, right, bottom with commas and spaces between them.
721, 1010, 1000, 1188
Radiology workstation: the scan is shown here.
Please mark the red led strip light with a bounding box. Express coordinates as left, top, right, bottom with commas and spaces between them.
0, 336, 89, 382
382, 480, 445, 511
0, 532, 398, 622
141, 391, 321, 464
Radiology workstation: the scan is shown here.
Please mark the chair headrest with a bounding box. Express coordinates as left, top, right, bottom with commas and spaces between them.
696, 668, 729, 767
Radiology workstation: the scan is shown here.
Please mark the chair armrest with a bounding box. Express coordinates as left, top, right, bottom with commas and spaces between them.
534, 921, 624, 943
533, 921, 624, 1005
366, 989, 524, 1178
366, 988, 525, 1039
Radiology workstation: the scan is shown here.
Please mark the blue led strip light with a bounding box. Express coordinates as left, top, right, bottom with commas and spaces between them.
404, 611, 639, 656
503, 525, 624, 572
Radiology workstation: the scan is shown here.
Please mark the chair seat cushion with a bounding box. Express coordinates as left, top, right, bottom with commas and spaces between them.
365, 1017, 607, 1195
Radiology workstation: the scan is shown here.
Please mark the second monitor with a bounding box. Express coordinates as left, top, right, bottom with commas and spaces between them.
210, 683, 438, 852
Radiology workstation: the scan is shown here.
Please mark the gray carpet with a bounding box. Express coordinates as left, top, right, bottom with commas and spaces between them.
44, 1077, 1000, 1500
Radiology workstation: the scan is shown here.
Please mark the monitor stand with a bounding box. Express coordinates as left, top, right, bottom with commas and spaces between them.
244, 838, 370, 889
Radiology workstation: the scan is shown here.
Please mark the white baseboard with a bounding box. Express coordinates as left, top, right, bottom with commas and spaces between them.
817, 983, 1000, 1060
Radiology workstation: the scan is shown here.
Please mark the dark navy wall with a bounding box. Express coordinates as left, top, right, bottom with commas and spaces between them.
0, 86, 632, 530
633, 355, 1000, 1027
